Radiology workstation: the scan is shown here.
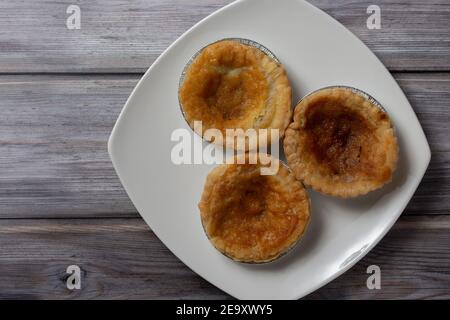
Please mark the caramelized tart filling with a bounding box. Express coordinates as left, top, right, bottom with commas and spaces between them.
181, 45, 268, 127
199, 158, 310, 263
304, 102, 379, 177
179, 40, 292, 146
284, 87, 398, 198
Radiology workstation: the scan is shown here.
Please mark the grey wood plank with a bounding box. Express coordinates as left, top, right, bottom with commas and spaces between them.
0, 215, 448, 299
395, 73, 450, 215
0, 218, 227, 299
0, 75, 139, 218
0, 73, 449, 218
395, 73, 450, 152
406, 151, 450, 215
0, 0, 449, 73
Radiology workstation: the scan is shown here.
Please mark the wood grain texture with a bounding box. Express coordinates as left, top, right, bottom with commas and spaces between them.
0, 0, 448, 301
0, 215, 448, 299
0, 75, 138, 218
0, 73, 448, 218
0, 0, 449, 73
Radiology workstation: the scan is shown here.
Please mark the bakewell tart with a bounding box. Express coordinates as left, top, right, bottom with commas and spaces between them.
179, 39, 292, 150
284, 86, 399, 198
198, 154, 310, 263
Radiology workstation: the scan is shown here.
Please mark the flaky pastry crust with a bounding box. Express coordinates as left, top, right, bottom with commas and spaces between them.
179, 40, 292, 149
199, 155, 310, 263
284, 87, 399, 198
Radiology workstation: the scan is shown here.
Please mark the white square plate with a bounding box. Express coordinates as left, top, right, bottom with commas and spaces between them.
108, 0, 430, 299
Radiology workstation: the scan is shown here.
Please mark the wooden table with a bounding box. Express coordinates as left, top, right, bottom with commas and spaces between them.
0, 0, 449, 299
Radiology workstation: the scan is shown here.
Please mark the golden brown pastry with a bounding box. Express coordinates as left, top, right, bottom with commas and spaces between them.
199, 154, 310, 263
284, 86, 399, 198
179, 39, 292, 149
